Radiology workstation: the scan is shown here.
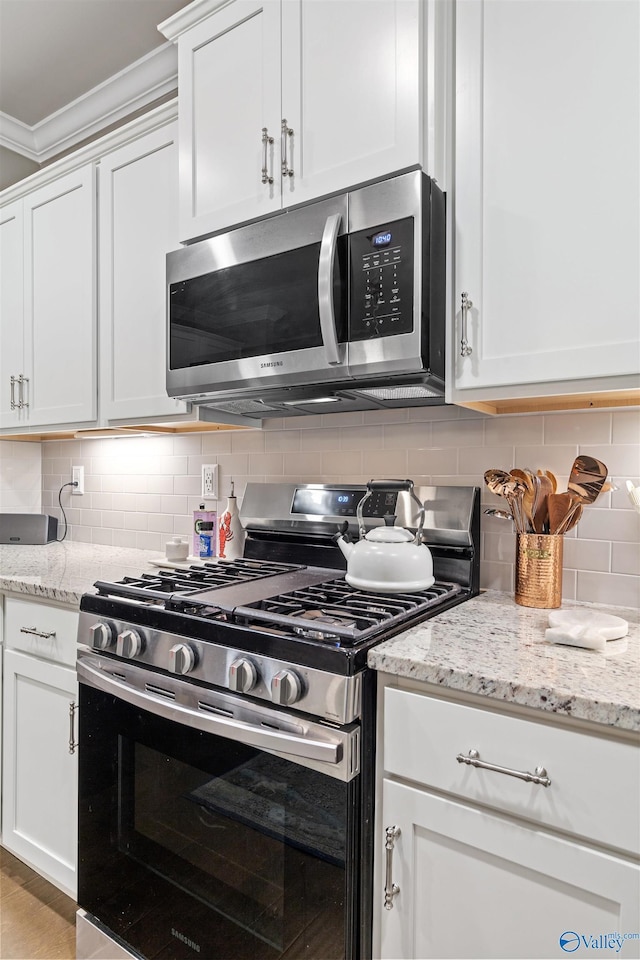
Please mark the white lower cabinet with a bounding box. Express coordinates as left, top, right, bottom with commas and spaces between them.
375, 684, 640, 960
1, 597, 78, 897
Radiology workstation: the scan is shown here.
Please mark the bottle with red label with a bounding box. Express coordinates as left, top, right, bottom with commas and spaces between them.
218, 479, 244, 560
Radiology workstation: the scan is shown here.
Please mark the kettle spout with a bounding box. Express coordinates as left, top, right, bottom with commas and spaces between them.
334, 522, 354, 561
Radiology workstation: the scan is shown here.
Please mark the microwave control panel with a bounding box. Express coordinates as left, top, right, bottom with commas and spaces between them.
349, 216, 414, 340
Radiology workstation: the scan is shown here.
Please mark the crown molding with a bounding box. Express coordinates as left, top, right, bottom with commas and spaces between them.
158, 0, 233, 41
0, 42, 178, 164
1, 99, 178, 205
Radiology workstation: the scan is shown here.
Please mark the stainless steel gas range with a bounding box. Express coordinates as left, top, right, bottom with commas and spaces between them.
75, 482, 479, 960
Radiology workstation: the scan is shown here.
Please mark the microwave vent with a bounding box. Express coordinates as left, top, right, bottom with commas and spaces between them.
351, 384, 442, 402
202, 399, 282, 416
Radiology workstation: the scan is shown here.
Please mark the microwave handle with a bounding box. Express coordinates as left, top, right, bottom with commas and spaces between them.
318, 213, 343, 365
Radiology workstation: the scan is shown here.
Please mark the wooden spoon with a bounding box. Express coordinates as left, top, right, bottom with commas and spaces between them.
547, 492, 576, 535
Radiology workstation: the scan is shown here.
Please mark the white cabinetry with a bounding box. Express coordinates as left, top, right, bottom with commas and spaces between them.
375, 684, 640, 960
23, 167, 97, 427
99, 120, 190, 422
0, 202, 25, 429
450, 0, 640, 407
161, 0, 428, 241
1, 597, 79, 898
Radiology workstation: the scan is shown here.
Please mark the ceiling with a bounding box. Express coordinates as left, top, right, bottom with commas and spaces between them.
0, 0, 193, 189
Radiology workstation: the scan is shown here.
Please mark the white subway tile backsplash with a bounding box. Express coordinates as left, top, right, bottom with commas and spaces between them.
0, 405, 630, 607
543, 411, 611, 445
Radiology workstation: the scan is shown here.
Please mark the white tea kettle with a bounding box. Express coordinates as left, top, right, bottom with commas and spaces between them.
335, 480, 434, 593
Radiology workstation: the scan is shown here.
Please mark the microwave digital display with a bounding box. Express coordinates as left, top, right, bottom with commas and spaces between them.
372, 231, 392, 247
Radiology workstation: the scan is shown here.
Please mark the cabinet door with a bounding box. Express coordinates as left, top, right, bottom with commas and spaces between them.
99, 122, 190, 421
23, 165, 97, 426
0, 202, 25, 429
281, 0, 422, 206
2, 648, 78, 897
377, 779, 640, 960
452, 0, 640, 396
177, 0, 282, 240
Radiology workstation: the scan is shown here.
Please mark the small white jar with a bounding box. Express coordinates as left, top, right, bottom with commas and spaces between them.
165, 537, 189, 562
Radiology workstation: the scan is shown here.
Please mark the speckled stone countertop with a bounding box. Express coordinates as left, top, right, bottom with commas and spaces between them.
368, 591, 640, 733
2, 546, 638, 733
0, 541, 162, 606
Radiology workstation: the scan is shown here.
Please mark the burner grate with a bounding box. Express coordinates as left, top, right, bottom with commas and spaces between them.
232, 579, 462, 645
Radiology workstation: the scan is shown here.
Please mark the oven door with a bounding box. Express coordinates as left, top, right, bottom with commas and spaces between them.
77, 656, 360, 960
166, 193, 349, 400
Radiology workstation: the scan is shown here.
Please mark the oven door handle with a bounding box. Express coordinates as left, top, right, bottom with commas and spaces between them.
77, 658, 345, 767
318, 213, 344, 366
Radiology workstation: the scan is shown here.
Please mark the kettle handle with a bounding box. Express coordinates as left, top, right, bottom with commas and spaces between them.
357, 480, 426, 545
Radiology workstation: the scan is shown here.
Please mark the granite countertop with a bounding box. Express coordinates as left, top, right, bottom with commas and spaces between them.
2, 544, 638, 733
0, 541, 161, 605
368, 591, 640, 733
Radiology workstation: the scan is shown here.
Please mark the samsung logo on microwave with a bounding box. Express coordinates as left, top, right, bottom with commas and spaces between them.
260, 360, 284, 368
171, 928, 201, 953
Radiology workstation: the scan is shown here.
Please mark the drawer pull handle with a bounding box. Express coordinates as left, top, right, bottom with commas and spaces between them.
456, 749, 551, 788
69, 702, 78, 754
20, 625, 56, 639
384, 825, 401, 910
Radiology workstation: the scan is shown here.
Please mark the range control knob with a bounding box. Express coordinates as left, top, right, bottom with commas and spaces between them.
169, 643, 196, 675
88, 621, 115, 651
116, 628, 144, 659
271, 669, 302, 706
229, 658, 258, 693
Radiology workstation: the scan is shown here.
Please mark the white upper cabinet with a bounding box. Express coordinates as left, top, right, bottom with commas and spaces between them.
450, 0, 640, 403
0, 202, 25, 429
99, 121, 190, 422
1, 167, 97, 429
161, 0, 427, 241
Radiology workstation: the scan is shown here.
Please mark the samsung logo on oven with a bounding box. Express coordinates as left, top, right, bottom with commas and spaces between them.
171, 928, 201, 953
260, 360, 283, 368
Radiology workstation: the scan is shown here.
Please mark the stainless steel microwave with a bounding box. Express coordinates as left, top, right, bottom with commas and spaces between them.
166, 169, 445, 422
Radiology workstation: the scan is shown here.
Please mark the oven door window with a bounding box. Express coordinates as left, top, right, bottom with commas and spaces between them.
169, 238, 347, 370
79, 685, 358, 960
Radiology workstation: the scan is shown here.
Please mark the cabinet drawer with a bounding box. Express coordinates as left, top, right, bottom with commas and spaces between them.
384, 687, 640, 856
5, 597, 78, 667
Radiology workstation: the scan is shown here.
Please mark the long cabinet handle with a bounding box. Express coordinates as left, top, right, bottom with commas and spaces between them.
261, 127, 274, 185
10, 375, 17, 410
460, 291, 473, 357
384, 825, 401, 910
456, 748, 551, 787
281, 119, 294, 177
19, 374, 29, 408
20, 625, 56, 639
69, 702, 78, 754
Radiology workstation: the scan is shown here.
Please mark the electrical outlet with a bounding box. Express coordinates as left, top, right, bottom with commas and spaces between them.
201, 464, 218, 499
72, 465, 84, 495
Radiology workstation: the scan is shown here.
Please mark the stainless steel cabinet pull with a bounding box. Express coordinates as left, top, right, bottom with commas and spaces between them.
20, 625, 56, 639
281, 119, 294, 177
384, 825, 401, 910
10, 375, 17, 410
69, 702, 78, 754
19, 374, 29, 408
460, 291, 473, 357
456, 748, 551, 787
261, 127, 274, 185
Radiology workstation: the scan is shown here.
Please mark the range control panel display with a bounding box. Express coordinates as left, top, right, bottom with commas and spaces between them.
349, 216, 414, 341
292, 488, 398, 518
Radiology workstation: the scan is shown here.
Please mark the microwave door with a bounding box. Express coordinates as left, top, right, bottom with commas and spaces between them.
167, 198, 349, 400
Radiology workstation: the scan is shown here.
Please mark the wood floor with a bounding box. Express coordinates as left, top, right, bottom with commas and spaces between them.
0, 846, 76, 960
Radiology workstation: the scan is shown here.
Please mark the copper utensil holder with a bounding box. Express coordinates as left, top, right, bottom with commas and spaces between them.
515, 534, 563, 608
